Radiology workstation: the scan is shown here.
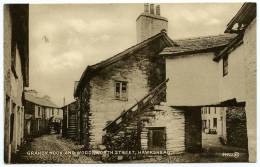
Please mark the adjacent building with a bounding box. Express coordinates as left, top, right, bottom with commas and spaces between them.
4, 4, 29, 163
62, 100, 80, 141
24, 90, 63, 137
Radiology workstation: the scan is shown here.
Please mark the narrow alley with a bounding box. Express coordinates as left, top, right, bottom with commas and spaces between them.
12, 134, 99, 163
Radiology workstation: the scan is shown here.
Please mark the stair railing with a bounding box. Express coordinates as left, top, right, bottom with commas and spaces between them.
103, 78, 169, 134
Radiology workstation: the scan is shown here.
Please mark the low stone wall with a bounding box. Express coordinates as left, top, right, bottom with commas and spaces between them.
226, 106, 248, 149
183, 107, 202, 153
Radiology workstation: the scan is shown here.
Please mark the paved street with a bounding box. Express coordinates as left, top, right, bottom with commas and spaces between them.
13, 134, 99, 163
12, 133, 248, 163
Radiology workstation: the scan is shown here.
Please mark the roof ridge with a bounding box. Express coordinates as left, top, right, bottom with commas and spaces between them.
89, 32, 168, 69
174, 33, 235, 42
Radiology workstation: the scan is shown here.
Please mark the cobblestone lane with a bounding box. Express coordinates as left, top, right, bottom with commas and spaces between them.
13, 134, 99, 164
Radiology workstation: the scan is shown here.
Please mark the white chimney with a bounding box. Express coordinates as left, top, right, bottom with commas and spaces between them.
144, 3, 149, 13
136, 4, 168, 43
150, 4, 155, 14
156, 5, 160, 16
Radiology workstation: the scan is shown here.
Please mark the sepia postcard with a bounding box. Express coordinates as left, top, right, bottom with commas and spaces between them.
3, 2, 257, 164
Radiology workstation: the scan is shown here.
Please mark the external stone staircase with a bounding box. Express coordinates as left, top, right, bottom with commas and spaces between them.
102, 79, 171, 160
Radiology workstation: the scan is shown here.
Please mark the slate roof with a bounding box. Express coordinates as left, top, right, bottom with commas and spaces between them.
160, 33, 237, 56
25, 92, 59, 108
74, 31, 175, 97
225, 3, 256, 33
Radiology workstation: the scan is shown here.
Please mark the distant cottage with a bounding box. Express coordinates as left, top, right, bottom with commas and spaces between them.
24, 90, 63, 137
72, 3, 256, 162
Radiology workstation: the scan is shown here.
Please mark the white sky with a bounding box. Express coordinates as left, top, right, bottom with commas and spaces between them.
29, 3, 242, 106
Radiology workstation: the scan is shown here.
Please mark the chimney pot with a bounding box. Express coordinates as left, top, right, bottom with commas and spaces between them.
144, 3, 149, 13
150, 4, 154, 14
156, 5, 160, 15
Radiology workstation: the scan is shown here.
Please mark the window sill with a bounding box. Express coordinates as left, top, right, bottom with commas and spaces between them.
114, 98, 128, 101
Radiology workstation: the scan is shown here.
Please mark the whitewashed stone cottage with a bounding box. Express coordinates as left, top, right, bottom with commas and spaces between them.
75, 3, 256, 161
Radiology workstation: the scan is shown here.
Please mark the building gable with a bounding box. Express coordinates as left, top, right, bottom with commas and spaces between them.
74, 32, 175, 97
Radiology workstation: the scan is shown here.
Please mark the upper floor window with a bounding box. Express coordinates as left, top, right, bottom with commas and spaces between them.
114, 81, 128, 100
38, 106, 41, 116
223, 55, 228, 76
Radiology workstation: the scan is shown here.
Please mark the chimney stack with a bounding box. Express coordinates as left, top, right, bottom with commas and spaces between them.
150, 4, 154, 14
136, 3, 168, 43
156, 5, 160, 15
144, 3, 149, 13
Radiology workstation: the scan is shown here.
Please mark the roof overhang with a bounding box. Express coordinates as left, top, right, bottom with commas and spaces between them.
225, 3, 256, 33
74, 32, 175, 97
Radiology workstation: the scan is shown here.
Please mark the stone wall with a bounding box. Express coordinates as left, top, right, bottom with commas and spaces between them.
86, 42, 166, 148
142, 106, 185, 154
226, 106, 248, 149
183, 107, 202, 153
4, 5, 26, 163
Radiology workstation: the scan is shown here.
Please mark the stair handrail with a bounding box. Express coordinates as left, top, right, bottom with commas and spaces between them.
103, 78, 169, 132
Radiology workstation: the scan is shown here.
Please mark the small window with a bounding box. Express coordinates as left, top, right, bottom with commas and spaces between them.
52, 109, 54, 116
208, 107, 211, 114
214, 107, 217, 114
223, 55, 228, 76
213, 118, 217, 128
148, 127, 166, 150
114, 81, 128, 100
38, 106, 41, 117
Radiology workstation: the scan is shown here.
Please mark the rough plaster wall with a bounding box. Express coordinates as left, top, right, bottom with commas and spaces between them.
243, 18, 256, 162
218, 42, 246, 102
4, 5, 12, 162
136, 15, 168, 43
142, 108, 185, 154
4, 5, 25, 161
166, 53, 219, 106
89, 53, 150, 147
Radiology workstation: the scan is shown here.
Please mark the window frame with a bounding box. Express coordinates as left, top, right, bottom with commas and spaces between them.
38, 106, 41, 117
223, 54, 229, 76
148, 127, 166, 150
114, 80, 128, 101
213, 118, 217, 128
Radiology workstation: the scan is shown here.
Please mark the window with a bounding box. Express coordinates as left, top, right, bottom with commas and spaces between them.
213, 118, 217, 128
148, 127, 166, 150
52, 109, 54, 116
114, 81, 128, 100
208, 107, 211, 114
38, 106, 41, 117
223, 55, 228, 76
214, 107, 217, 114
